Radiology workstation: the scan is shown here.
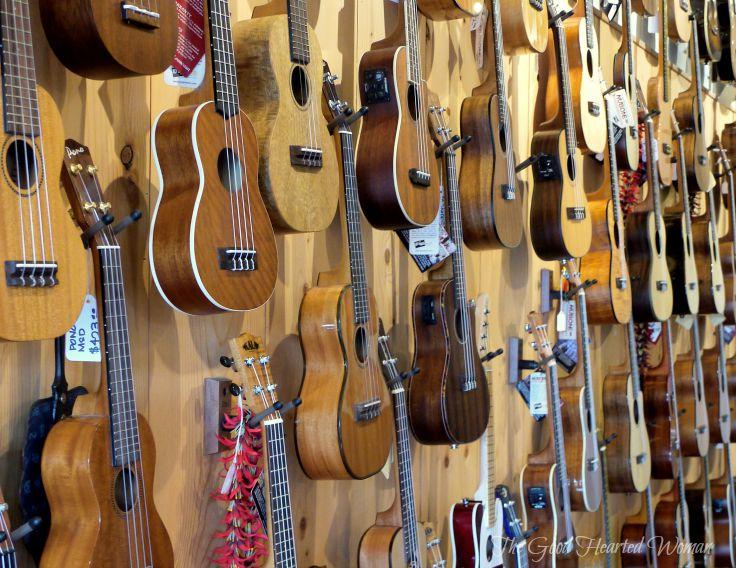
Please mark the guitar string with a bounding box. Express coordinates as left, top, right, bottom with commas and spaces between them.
296, 0, 320, 167
405, 0, 428, 179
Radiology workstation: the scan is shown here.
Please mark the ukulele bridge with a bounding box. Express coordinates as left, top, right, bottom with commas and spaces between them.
5, 261, 58, 287
120, 3, 161, 29
218, 248, 257, 272
656, 280, 669, 291
409, 168, 431, 187
587, 102, 601, 117
566, 207, 586, 221
460, 376, 477, 392
616, 276, 627, 290
290, 146, 323, 169
502, 184, 516, 200
353, 398, 382, 422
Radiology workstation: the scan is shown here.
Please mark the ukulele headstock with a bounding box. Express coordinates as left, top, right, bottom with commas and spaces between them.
322, 62, 348, 119
428, 103, 452, 148
228, 333, 282, 420
562, 258, 582, 288
424, 525, 446, 568
377, 321, 404, 390
526, 312, 554, 363
476, 293, 491, 357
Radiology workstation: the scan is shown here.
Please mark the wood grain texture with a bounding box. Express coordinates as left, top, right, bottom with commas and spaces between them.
709, 479, 736, 566
647, 73, 676, 188
691, 216, 726, 315
498, 0, 548, 53
701, 346, 732, 444
673, 95, 714, 193
418, 0, 482, 20
358, 520, 429, 567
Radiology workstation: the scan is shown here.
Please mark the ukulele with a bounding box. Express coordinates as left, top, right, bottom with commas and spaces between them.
685, 454, 716, 566
543, 0, 607, 156
702, 324, 734, 444
356, 0, 442, 229
359, 326, 444, 567
602, 319, 652, 494
711, 444, 736, 565
519, 313, 576, 567
449, 294, 503, 568
408, 106, 490, 446
459, 0, 524, 250
674, 14, 715, 193
229, 1, 339, 233
295, 67, 393, 481
228, 333, 299, 567
41, 142, 173, 567
419, 0, 484, 19
558, 260, 603, 512
149, 0, 277, 315
500, 0, 549, 53
697, 0, 723, 61
583, 92, 633, 325
529, 0, 592, 261
670, 0, 694, 42
626, 97, 674, 323
0, 0, 89, 342
39, 0, 177, 79
612, 0, 641, 171
716, 0, 736, 80
0, 488, 16, 567
716, 144, 736, 324
620, 486, 660, 567
495, 485, 529, 568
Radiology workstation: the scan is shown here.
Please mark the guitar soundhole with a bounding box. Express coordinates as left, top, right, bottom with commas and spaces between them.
654, 230, 663, 256
633, 398, 640, 423
291, 65, 310, 108
454, 309, 467, 344
217, 148, 243, 193
586, 50, 594, 77
697, 114, 703, 133
407, 84, 419, 122
696, 379, 703, 401
354, 325, 368, 365
6, 139, 38, 192
113, 467, 138, 512
566, 154, 576, 180
485, 534, 494, 561
499, 125, 508, 153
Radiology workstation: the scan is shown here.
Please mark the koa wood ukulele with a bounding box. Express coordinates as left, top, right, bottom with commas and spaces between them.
408, 106, 490, 446
231, 0, 339, 233
228, 333, 299, 567
41, 141, 173, 567
356, 0, 442, 229
149, 0, 277, 315
39, 0, 177, 79
295, 68, 393, 481
0, 0, 88, 342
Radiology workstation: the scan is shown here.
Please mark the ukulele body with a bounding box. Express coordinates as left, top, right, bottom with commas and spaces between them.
529, 129, 592, 260
648, 79, 675, 187
673, 95, 713, 193
653, 498, 693, 567
701, 348, 732, 444
643, 374, 680, 480
620, 515, 659, 566
602, 372, 652, 493
41, 414, 173, 567
685, 486, 716, 566
39, 0, 177, 79
356, 45, 441, 229
625, 210, 674, 322
668, 0, 692, 42
459, 92, 523, 250
500, 0, 548, 53
408, 279, 490, 445
583, 198, 632, 324
631, 0, 658, 16
419, 0, 482, 19
720, 240, 736, 324
358, 521, 430, 567
231, 15, 340, 233
664, 212, 700, 316
698, 0, 723, 62
295, 284, 393, 480
692, 217, 726, 314
673, 356, 710, 457
710, 480, 736, 565
150, 102, 277, 315
611, 49, 640, 171
716, 0, 736, 81
0, 87, 87, 341
449, 499, 504, 567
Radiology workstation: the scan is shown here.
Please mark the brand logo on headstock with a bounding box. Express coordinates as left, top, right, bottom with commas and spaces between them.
241, 340, 260, 352
65, 146, 85, 159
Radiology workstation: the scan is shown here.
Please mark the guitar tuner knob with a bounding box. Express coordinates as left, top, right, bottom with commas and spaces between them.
70, 163, 83, 175
87, 165, 98, 175
83, 201, 96, 212
524, 323, 532, 332
219, 356, 235, 368
99, 202, 112, 214
229, 383, 242, 396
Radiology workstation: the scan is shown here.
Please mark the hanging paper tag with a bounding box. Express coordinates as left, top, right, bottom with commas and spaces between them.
723, 325, 736, 344
398, 189, 456, 272
605, 89, 636, 129
648, 321, 662, 343
557, 299, 577, 339
65, 294, 102, 362
529, 371, 548, 420
471, 7, 488, 70
408, 190, 442, 255
165, 0, 206, 88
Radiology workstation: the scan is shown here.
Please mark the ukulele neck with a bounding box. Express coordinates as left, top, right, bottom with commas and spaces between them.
661, 0, 671, 103
583, 0, 595, 50
644, 116, 664, 228
287, 0, 311, 64
404, 0, 423, 86
208, 0, 240, 118
445, 151, 468, 309
622, 0, 635, 75
551, 16, 578, 154
626, 321, 643, 395
691, 18, 705, 121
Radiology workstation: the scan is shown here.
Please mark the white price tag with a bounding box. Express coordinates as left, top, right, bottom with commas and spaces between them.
65, 294, 102, 363
557, 299, 577, 340
529, 371, 548, 420
408, 186, 443, 255
605, 89, 636, 129
648, 322, 662, 343
471, 7, 488, 70
164, 55, 205, 89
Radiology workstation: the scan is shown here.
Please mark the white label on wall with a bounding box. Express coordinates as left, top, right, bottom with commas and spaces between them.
66, 294, 102, 362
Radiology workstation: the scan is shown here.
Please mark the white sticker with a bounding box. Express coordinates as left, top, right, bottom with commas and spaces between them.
529, 371, 548, 420
472, 7, 488, 70
605, 88, 636, 128
648, 321, 662, 343
65, 294, 102, 362
647, 14, 659, 34
164, 55, 206, 89
557, 299, 577, 339
408, 186, 443, 255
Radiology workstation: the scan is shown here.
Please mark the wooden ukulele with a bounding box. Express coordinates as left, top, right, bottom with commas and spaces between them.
149, 0, 277, 315
519, 313, 577, 567
0, 0, 89, 342
356, 0, 442, 229
602, 319, 652, 494
583, 92, 633, 325
697, 0, 723, 62
716, 0, 736, 80
459, 0, 524, 250
295, 68, 393, 480
449, 294, 503, 568
41, 142, 173, 567
529, 0, 592, 261
408, 106, 490, 446
39, 0, 177, 79
701, 324, 734, 444
674, 14, 715, 194
625, 99, 674, 323
499, 0, 549, 53
669, 0, 694, 42
359, 327, 445, 567
685, 454, 716, 566
619, 486, 660, 567
612, 0, 641, 171
0, 487, 16, 566
710, 444, 736, 565
543, 0, 607, 156
228, 333, 299, 567
690, 185, 726, 316
495, 485, 530, 568
228, 0, 339, 233
558, 261, 603, 512
715, 144, 736, 324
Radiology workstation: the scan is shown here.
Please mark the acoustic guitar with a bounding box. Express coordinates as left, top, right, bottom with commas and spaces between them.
449, 294, 504, 567
41, 142, 173, 567
227, 0, 339, 233
228, 333, 299, 567
356, 0, 442, 229
295, 67, 393, 481
149, 0, 277, 315
529, 0, 592, 261
0, 0, 88, 342
685, 454, 716, 566
0, 488, 16, 567
459, 0, 524, 250
711, 444, 736, 565
612, 0, 641, 171
408, 106, 490, 446
519, 314, 576, 567
39, 0, 177, 79
716, 0, 736, 80
701, 324, 734, 444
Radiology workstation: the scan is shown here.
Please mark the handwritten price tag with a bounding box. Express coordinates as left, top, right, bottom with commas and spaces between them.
65, 294, 102, 363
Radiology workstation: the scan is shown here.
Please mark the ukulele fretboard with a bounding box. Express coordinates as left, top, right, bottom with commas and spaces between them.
264, 418, 297, 567
287, 0, 310, 65
209, 0, 240, 118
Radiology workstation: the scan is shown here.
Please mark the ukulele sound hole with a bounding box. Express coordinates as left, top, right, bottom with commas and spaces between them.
354, 326, 368, 365
654, 230, 663, 256
498, 125, 508, 153
407, 84, 419, 122
566, 154, 576, 180
291, 66, 310, 108
586, 50, 594, 76
6, 139, 38, 191
454, 309, 467, 344
696, 378, 703, 401
485, 534, 495, 561
633, 398, 640, 423
113, 467, 139, 512
217, 148, 243, 193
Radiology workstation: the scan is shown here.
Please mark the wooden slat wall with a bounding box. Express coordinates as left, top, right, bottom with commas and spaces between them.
1, 0, 734, 566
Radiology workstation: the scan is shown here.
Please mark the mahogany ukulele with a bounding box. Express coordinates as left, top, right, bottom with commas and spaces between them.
41, 142, 173, 567
149, 0, 277, 315
0, 0, 88, 342
295, 67, 393, 481
716, 0, 736, 80
356, 0, 442, 229
228, 333, 299, 567
408, 106, 490, 446
697, 0, 723, 62
685, 454, 716, 566
40, 0, 177, 79
529, 0, 592, 261
459, 0, 524, 250
612, 0, 641, 171
701, 324, 734, 444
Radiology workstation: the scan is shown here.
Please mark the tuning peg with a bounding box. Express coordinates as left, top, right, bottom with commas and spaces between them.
113, 209, 142, 235
220, 356, 235, 369
70, 163, 84, 175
